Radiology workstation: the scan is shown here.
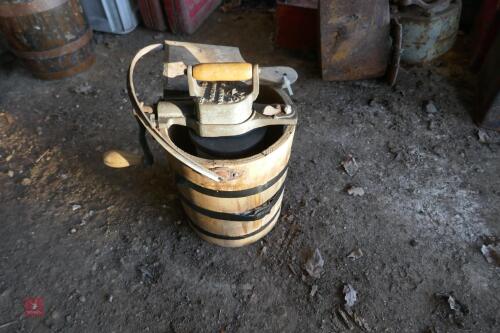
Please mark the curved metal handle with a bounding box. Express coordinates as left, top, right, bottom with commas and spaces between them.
127, 43, 221, 182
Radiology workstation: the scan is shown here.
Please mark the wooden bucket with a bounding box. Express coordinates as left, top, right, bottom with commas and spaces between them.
165, 87, 296, 247
0, 0, 94, 79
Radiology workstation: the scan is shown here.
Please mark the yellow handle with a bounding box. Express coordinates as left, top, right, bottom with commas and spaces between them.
192, 62, 252, 81
103, 150, 142, 168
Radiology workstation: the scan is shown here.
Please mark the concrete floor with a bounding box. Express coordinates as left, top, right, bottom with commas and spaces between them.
1, 10, 499, 333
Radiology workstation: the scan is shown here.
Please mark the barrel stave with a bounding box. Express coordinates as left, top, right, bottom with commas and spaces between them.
0, 0, 94, 79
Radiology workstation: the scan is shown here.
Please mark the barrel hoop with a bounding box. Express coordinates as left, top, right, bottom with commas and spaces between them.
176, 167, 288, 198
30, 53, 95, 79
12, 28, 92, 60
0, 0, 68, 18
188, 208, 280, 241
180, 183, 285, 221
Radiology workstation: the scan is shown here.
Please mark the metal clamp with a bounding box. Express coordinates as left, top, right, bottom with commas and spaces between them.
155, 99, 297, 137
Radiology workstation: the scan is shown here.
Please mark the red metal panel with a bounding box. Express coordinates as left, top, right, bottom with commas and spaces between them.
470, 0, 500, 68
139, 0, 168, 32
163, 0, 221, 34
275, 0, 318, 51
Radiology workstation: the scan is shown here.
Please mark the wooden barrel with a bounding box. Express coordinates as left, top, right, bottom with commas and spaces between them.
165, 87, 296, 247
0, 0, 94, 79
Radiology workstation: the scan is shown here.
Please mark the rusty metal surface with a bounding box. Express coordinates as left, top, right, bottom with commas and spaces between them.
397, 0, 462, 64
319, 0, 391, 81
386, 17, 403, 86
0, 0, 94, 79
139, 0, 168, 32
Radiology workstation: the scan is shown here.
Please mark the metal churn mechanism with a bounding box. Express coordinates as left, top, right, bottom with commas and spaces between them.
104, 42, 298, 247
156, 62, 296, 158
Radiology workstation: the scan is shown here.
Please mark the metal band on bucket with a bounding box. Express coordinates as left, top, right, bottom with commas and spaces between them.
179, 184, 285, 221
175, 167, 288, 198
187, 208, 281, 241
12, 29, 93, 60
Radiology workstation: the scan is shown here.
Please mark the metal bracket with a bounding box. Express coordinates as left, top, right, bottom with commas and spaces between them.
186, 64, 260, 126
281, 75, 293, 96
155, 100, 297, 137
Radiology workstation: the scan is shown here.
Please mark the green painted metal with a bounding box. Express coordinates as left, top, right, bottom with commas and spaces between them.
398, 0, 462, 64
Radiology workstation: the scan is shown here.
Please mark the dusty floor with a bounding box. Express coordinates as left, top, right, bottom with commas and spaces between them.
1, 10, 500, 333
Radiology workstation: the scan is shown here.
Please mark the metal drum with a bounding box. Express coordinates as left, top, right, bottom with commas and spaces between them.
398, 0, 462, 64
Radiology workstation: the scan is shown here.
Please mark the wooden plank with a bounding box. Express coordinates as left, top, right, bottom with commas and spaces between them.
319, 0, 391, 81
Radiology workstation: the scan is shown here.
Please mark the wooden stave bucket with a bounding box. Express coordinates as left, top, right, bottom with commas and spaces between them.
0, 0, 94, 79
165, 87, 296, 247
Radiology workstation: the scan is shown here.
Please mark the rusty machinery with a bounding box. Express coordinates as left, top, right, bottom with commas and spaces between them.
319, 0, 462, 83
393, 0, 462, 64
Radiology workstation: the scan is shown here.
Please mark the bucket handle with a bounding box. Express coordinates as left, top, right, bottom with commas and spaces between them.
127, 43, 222, 182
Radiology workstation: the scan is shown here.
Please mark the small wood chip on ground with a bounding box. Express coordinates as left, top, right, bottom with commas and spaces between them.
347, 248, 364, 260
310, 284, 318, 297
304, 248, 324, 279
341, 154, 359, 176
337, 305, 371, 332
347, 186, 365, 196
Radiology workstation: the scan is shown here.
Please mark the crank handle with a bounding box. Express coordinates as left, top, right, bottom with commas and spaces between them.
191, 62, 252, 81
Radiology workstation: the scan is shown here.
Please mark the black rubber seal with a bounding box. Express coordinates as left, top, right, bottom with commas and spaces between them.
187, 208, 281, 241
179, 183, 285, 221
176, 167, 288, 198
